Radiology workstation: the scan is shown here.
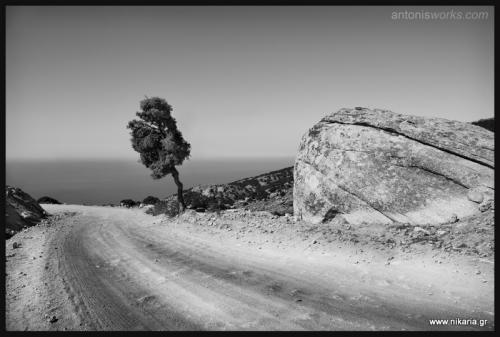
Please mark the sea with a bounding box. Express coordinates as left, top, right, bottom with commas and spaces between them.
6, 157, 295, 205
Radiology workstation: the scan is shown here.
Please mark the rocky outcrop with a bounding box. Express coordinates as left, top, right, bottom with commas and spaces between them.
6, 186, 48, 238
471, 118, 494, 133
294, 107, 494, 226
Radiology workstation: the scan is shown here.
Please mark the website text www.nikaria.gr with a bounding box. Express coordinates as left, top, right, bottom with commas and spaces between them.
428, 318, 489, 327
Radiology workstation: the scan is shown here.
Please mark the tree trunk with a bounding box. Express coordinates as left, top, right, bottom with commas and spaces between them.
171, 167, 186, 212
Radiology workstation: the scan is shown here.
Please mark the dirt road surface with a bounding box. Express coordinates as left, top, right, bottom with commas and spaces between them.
6, 205, 494, 331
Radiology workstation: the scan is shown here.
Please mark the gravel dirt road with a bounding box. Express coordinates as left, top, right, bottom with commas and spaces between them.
6, 205, 494, 331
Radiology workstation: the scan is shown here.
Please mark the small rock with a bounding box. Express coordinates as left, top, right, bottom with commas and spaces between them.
48, 315, 58, 323
436, 230, 447, 236
467, 190, 484, 204
21, 211, 35, 219
449, 214, 459, 223
456, 242, 468, 248
476, 270, 481, 275
12, 242, 20, 249
479, 199, 493, 212
413, 227, 430, 235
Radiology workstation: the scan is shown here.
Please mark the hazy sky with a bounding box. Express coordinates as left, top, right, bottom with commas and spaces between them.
6, 6, 494, 160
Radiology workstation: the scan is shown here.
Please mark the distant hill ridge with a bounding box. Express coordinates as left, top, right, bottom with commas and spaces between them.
185, 165, 293, 206
155, 166, 294, 215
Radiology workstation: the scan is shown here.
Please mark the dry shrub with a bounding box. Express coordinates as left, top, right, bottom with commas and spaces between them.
151, 199, 180, 217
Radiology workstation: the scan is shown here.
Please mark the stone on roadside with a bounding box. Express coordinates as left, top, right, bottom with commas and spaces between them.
449, 214, 459, 223
479, 199, 494, 212
413, 227, 430, 235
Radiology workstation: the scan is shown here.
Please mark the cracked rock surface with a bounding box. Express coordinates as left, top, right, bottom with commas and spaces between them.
294, 108, 494, 226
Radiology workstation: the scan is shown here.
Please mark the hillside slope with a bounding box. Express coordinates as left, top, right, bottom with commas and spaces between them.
154, 166, 294, 215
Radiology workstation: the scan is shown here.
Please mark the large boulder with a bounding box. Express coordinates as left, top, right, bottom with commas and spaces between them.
5, 186, 48, 237
294, 107, 494, 226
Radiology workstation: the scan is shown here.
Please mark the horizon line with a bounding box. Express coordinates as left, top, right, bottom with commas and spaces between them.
6, 155, 297, 162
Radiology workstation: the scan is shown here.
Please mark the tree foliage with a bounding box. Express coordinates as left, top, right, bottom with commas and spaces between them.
127, 97, 191, 180
127, 96, 191, 211
120, 199, 138, 208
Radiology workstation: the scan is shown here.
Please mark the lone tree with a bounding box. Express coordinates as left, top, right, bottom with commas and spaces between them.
127, 97, 191, 212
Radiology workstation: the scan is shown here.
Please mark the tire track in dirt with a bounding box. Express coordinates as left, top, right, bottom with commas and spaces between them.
55, 216, 202, 330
